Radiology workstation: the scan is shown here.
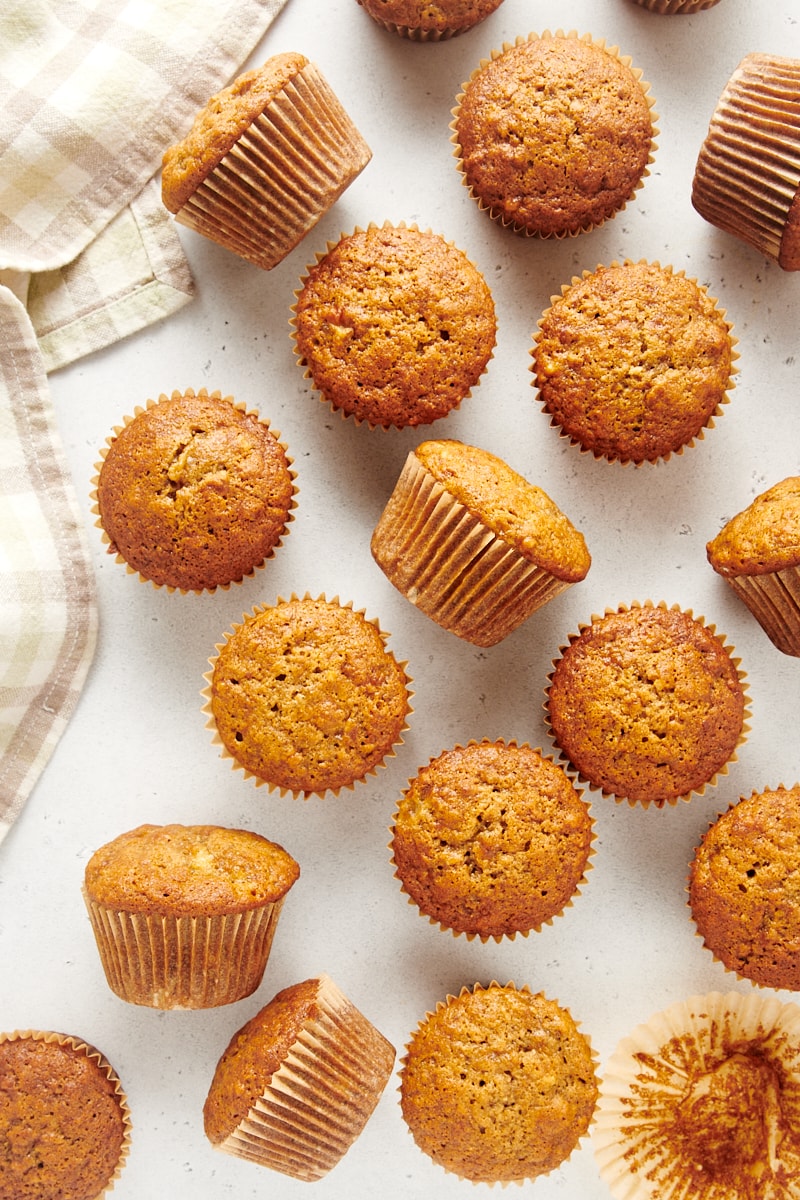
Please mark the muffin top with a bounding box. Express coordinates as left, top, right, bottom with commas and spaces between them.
95, 388, 295, 592
707, 477, 800, 576
292, 224, 496, 428
413, 439, 591, 580
547, 604, 746, 806
690, 785, 800, 990
0, 1033, 129, 1200
84, 824, 299, 916
454, 33, 654, 237
391, 741, 593, 939
209, 597, 411, 795
400, 983, 598, 1183
357, 0, 505, 34
162, 52, 308, 212
532, 261, 734, 463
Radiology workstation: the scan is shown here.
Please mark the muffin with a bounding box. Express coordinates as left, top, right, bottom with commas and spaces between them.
452, 31, 657, 238
400, 982, 598, 1183
593, 991, 800, 1200
692, 53, 800, 271
371, 439, 591, 647
93, 388, 296, 593
161, 52, 371, 270
706, 476, 800, 656
689, 785, 800, 991
391, 740, 594, 940
0, 1030, 131, 1200
205, 595, 412, 796
546, 602, 748, 807
355, 0, 505, 39
291, 223, 496, 429
532, 261, 736, 464
625, 0, 722, 11
83, 824, 299, 1009
203, 975, 396, 1181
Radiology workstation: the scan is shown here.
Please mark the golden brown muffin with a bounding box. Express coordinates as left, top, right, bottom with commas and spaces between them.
203, 975, 396, 1181
355, 0, 505, 39
692, 53, 800, 271
707, 477, 800, 656
453, 32, 656, 237
83, 824, 299, 1009
546, 602, 747, 807
371, 439, 591, 646
94, 388, 295, 593
689, 786, 800, 990
400, 982, 598, 1183
292, 223, 496, 428
391, 740, 594, 939
0, 1031, 131, 1200
162, 53, 371, 270
593, 991, 800, 1200
206, 595, 412, 796
532, 261, 735, 464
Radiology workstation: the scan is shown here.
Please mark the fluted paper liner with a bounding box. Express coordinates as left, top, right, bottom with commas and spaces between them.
0, 1029, 132, 1198
83, 891, 286, 1009
721, 566, 800, 657
692, 53, 800, 271
593, 991, 800, 1200
371, 450, 574, 647
626, 0, 722, 11
214, 974, 395, 1181
174, 61, 372, 270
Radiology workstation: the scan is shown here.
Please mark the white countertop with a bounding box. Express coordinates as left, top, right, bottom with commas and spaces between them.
3, 0, 800, 1196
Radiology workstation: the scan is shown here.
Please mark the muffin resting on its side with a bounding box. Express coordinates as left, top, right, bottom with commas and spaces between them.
546, 602, 747, 806
400, 982, 598, 1184
204, 975, 396, 1181
83, 824, 299, 1009
93, 388, 296, 592
0, 1030, 131, 1200
205, 595, 412, 796
707, 477, 800, 656
292, 223, 496, 429
371, 439, 591, 647
162, 52, 371, 270
532, 261, 735, 464
690, 785, 800, 991
453, 31, 656, 238
355, 0, 505, 39
391, 740, 594, 940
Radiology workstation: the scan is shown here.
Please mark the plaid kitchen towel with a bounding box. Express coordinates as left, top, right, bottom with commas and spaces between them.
0, 0, 290, 840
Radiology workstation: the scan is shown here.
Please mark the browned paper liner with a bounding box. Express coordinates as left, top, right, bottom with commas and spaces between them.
721, 566, 800, 657
174, 62, 371, 270
626, 0, 722, 11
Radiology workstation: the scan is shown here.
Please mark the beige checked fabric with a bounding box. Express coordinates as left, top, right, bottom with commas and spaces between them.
0, 0, 290, 840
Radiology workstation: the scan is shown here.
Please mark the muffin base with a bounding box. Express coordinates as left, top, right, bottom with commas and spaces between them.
722, 566, 800, 656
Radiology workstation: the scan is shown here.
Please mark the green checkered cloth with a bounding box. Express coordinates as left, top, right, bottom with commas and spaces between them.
0, 0, 290, 839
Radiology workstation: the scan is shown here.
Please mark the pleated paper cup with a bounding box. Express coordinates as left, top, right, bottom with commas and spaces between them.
718, 567, 800, 657
626, 0, 722, 11
174, 60, 372, 270
692, 53, 800, 271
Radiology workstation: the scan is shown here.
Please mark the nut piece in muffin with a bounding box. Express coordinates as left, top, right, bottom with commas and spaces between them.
0, 1030, 131, 1200
593, 991, 800, 1200
355, 0, 505, 40
453, 31, 656, 238
690, 785, 800, 990
204, 975, 395, 1181
93, 388, 296, 592
83, 824, 300, 1009
546, 602, 748, 807
532, 261, 736, 464
707, 476, 800, 656
291, 223, 496, 429
162, 52, 371, 270
391, 740, 594, 940
400, 982, 598, 1183
692, 53, 800, 271
205, 595, 412, 796
371, 439, 591, 647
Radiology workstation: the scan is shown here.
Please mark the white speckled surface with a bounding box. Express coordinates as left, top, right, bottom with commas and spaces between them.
3, 0, 800, 1195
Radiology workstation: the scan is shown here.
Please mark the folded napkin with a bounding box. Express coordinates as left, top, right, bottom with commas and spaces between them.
0, 0, 291, 841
